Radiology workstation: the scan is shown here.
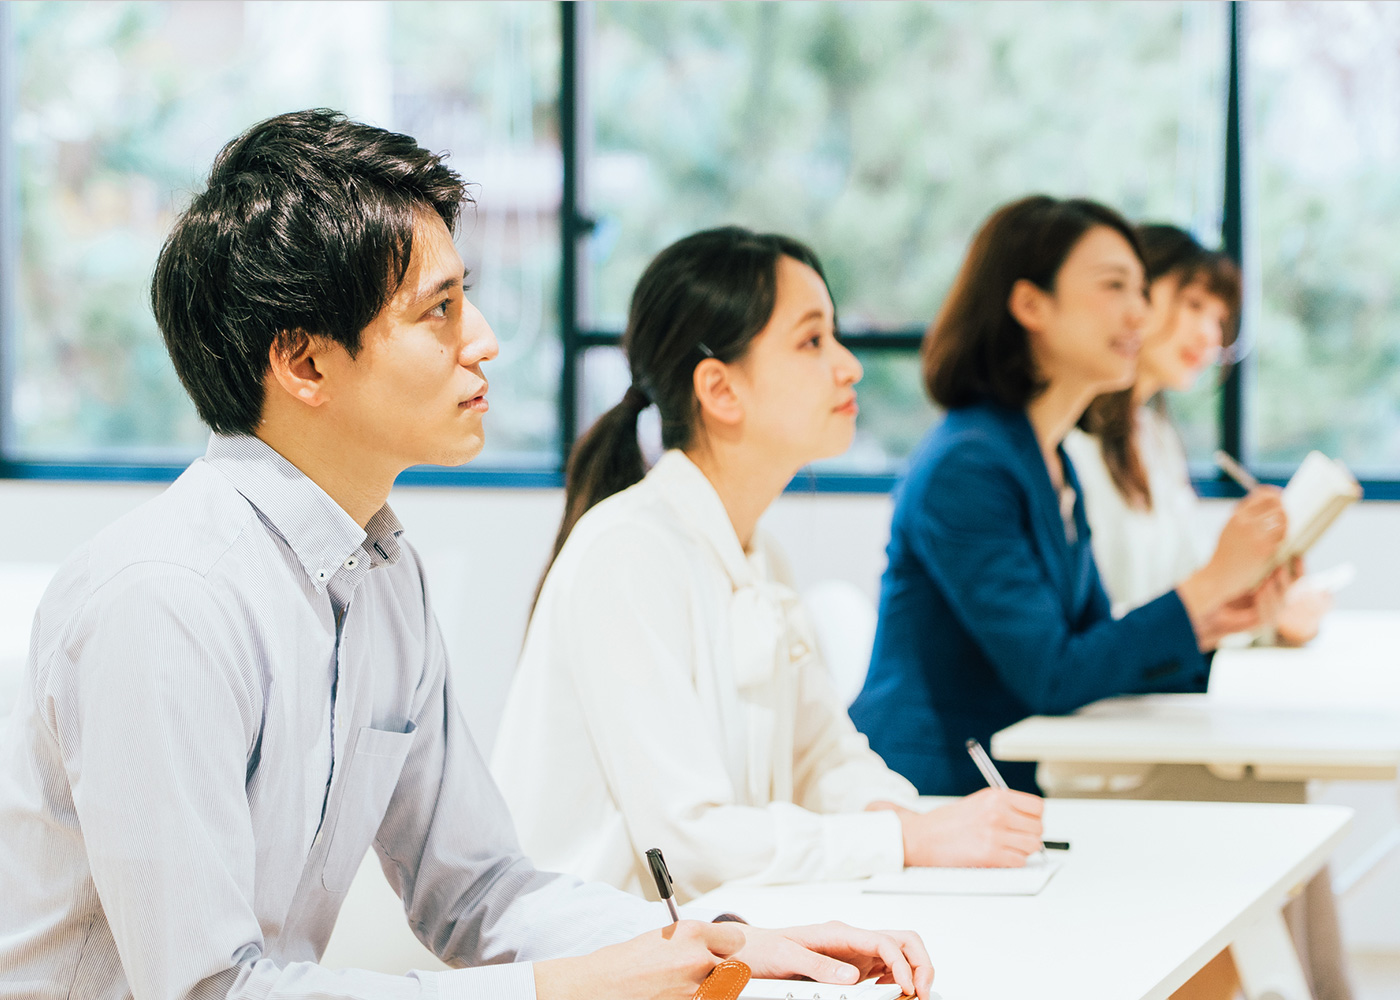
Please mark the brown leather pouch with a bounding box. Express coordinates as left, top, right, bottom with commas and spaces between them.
693, 959, 751, 1000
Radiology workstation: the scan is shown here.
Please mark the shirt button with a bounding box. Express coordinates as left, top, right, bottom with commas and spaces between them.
316, 570, 328, 581
344, 556, 359, 570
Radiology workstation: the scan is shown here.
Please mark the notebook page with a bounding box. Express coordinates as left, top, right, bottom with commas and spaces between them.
862, 853, 1062, 896
1277, 451, 1360, 564
740, 980, 909, 999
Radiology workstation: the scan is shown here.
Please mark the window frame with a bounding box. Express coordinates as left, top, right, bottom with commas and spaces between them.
2, 0, 1397, 499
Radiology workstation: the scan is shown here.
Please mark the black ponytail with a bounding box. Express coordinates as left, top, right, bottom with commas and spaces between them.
533, 226, 831, 607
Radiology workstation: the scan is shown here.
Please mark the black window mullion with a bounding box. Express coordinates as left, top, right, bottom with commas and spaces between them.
1220, 0, 1245, 471
558, 0, 586, 470
0, 2, 16, 475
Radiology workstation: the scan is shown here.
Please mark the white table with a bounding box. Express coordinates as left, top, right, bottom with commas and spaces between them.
988, 612, 1400, 998
1209, 611, 1400, 713
695, 799, 1351, 1000
991, 611, 1400, 801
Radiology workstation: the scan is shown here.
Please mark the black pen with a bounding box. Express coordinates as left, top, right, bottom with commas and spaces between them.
965, 738, 1070, 853
646, 847, 680, 923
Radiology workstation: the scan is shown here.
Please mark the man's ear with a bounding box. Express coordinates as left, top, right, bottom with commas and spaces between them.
692, 357, 743, 428
1008, 278, 1051, 334
266, 330, 328, 407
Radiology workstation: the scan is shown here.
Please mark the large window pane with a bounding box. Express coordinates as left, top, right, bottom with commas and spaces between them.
583, 0, 1229, 473
1247, 0, 1400, 477
6, 0, 559, 467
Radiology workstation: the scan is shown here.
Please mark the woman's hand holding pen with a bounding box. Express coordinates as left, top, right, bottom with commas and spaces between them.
1208, 487, 1290, 595
1178, 487, 1294, 649
869, 787, 1045, 868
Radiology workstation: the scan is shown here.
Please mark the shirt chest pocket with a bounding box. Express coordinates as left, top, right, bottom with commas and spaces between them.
320, 723, 417, 893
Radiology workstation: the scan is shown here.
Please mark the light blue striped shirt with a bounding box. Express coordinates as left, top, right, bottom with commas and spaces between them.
0, 434, 658, 1000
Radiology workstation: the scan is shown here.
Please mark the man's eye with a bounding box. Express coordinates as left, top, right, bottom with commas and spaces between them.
429, 300, 449, 319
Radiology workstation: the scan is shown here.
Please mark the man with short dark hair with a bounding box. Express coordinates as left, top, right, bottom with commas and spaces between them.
0, 110, 933, 1000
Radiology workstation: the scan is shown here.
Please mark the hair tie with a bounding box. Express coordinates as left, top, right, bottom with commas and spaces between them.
622, 384, 651, 412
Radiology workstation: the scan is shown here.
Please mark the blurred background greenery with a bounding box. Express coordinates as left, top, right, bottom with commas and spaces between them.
9, 0, 561, 465
581, 0, 1225, 472
5, 1, 1399, 480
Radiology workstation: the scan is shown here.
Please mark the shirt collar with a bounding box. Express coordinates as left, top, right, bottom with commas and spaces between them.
647, 449, 762, 589
202, 434, 404, 593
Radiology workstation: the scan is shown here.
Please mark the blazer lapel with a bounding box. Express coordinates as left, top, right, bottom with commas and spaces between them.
1007, 410, 1078, 618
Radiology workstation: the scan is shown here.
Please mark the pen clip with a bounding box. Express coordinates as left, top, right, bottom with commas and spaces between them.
646, 847, 674, 900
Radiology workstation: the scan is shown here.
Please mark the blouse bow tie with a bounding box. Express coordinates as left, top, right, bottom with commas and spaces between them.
728, 574, 815, 690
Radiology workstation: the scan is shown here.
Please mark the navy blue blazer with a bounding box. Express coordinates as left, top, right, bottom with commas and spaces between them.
849, 400, 1209, 795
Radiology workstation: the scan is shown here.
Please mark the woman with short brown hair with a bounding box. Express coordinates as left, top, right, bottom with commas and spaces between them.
850, 195, 1295, 796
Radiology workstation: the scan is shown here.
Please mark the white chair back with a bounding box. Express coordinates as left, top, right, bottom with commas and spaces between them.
0, 563, 59, 718
802, 579, 878, 708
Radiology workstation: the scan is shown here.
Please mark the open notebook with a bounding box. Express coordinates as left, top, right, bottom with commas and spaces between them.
862, 852, 1062, 896
741, 981, 915, 999
1259, 451, 1361, 584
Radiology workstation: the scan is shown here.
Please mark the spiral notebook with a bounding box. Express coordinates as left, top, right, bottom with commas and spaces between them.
740, 981, 916, 999
862, 852, 1062, 896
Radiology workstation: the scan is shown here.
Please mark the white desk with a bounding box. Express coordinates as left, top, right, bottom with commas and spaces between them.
1209, 610, 1400, 712
991, 611, 1400, 800
695, 799, 1351, 1000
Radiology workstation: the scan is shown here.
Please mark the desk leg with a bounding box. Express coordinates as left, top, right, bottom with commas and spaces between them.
1232, 909, 1313, 1000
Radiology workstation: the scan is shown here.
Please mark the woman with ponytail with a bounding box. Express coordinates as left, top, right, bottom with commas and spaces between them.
492, 226, 1043, 903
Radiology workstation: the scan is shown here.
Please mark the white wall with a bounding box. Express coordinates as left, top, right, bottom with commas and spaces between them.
3, 477, 1399, 750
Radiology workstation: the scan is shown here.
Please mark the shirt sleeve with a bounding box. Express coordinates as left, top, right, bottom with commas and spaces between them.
906, 444, 1209, 718
552, 526, 904, 902
370, 554, 662, 968
47, 561, 650, 1000
789, 648, 920, 816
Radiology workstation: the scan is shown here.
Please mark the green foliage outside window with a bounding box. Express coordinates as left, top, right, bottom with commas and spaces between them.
8, 1, 1400, 482
584, 0, 1227, 473
9, 0, 559, 465
1248, 0, 1400, 475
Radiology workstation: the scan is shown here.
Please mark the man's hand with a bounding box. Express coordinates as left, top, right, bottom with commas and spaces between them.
534, 920, 743, 1000
731, 922, 935, 1000
535, 918, 935, 1000
872, 788, 1044, 868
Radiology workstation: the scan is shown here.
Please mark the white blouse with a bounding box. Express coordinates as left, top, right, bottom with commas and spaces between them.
491, 450, 913, 903
1064, 407, 1210, 615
